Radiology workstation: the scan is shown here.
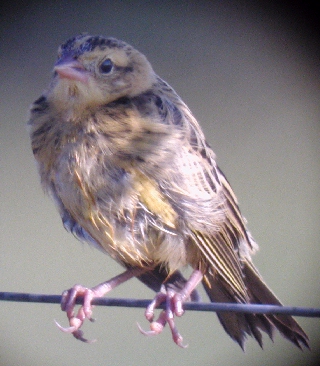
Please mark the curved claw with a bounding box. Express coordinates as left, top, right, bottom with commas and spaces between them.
137, 323, 160, 336
166, 317, 188, 348
56, 270, 143, 343
175, 338, 188, 349
54, 319, 96, 343
139, 278, 202, 348
137, 317, 188, 348
137, 320, 165, 336
54, 319, 77, 333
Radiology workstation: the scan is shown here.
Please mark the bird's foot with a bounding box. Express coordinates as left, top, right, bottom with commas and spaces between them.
55, 284, 97, 342
138, 288, 187, 347
55, 268, 144, 342
138, 269, 203, 348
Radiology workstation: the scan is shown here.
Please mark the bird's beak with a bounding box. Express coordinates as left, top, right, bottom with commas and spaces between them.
54, 58, 89, 83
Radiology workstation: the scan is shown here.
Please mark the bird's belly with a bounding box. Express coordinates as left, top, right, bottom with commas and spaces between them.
72, 202, 189, 271
53, 149, 191, 270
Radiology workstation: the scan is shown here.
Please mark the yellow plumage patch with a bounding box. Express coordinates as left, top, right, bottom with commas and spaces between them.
130, 169, 177, 229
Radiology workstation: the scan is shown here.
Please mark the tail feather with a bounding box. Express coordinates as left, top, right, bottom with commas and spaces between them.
202, 261, 309, 350
202, 272, 273, 349
243, 261, 309, 349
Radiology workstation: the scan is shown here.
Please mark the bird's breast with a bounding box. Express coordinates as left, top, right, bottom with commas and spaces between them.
49, 138, 189, 269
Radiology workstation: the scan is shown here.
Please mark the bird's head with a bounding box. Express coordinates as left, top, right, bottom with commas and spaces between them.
48, 34, 156, 112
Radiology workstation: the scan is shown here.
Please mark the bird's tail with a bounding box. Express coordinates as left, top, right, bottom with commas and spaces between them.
202, 260, 309, 350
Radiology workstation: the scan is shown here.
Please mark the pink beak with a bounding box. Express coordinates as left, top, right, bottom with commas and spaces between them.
54, 58, 89, 83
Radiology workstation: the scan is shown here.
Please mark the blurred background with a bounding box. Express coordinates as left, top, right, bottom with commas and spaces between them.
0, 1, 319, 365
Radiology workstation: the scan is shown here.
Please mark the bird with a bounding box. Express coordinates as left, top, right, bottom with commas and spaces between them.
28, 33, 309, 349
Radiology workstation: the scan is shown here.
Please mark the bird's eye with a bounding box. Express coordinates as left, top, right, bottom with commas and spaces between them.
99, 59, 113, 74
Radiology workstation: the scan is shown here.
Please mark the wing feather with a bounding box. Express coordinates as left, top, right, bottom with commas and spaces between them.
156, 79, 256, 303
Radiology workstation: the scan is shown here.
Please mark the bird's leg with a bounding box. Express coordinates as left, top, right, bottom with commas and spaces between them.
139, 269, 203, 347
55, 267, 145, 342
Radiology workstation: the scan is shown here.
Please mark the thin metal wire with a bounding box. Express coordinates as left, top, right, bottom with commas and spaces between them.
1, 291, 319, 317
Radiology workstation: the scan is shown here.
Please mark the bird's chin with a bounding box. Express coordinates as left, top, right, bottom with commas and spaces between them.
50, 78, 106, 115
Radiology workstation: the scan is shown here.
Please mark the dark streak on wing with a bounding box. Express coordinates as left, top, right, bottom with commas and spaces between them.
189, 146, 252, 302
217, 166, 253, 249
155, 78, 253, 302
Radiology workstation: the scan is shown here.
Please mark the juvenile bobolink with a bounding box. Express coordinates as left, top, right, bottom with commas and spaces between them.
28, 34, 309, 349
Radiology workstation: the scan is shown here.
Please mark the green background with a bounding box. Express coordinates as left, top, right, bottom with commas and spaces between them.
1, 1, 319, 365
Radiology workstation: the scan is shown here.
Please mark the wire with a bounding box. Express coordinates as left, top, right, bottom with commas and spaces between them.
1, 291, 319, 317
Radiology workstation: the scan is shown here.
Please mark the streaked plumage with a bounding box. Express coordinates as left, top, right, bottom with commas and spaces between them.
28, 34, 309, 349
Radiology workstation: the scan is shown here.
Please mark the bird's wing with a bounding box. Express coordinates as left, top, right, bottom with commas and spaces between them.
187, 159, 252, 303
156, 81, 256, 303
